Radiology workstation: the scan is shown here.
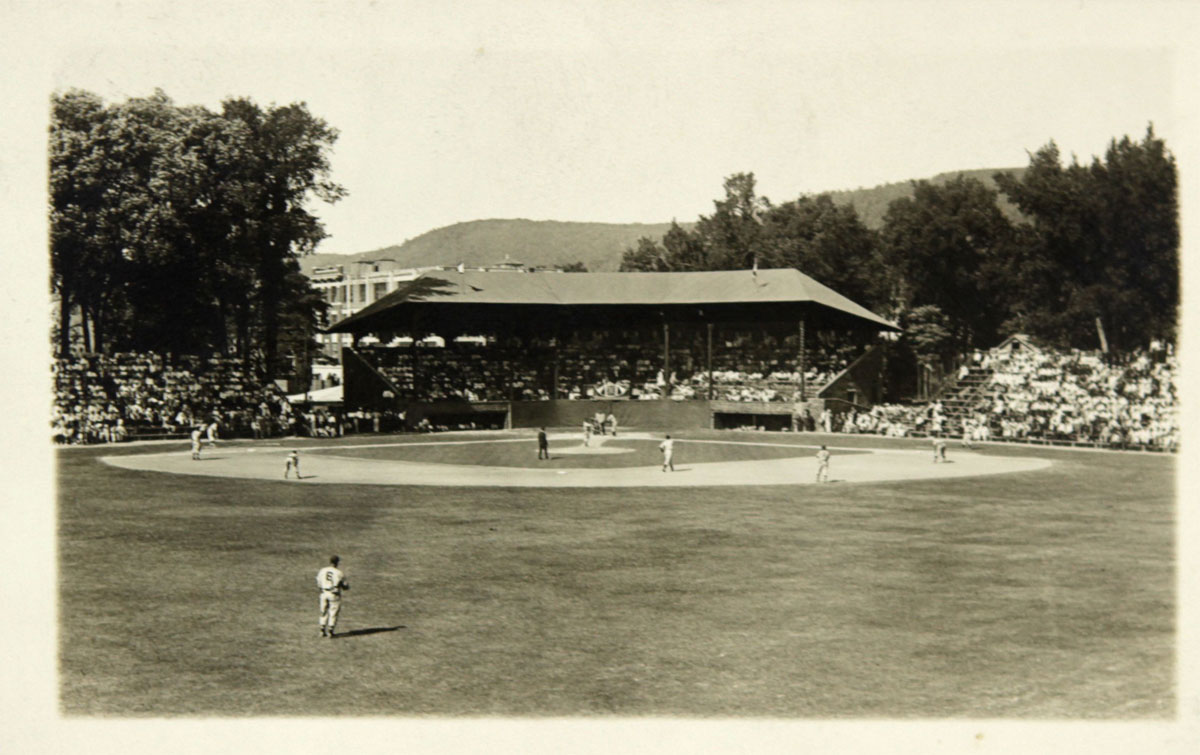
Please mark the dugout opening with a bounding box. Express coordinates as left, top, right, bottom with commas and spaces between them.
713, 412, 793, 432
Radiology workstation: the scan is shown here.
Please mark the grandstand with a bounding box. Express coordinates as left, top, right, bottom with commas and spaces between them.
325, 268, 898, 431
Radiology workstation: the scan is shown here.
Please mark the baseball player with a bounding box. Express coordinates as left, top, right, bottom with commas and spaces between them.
659, 434, 675, 472
205, 419, 219, 446
316, 555, 349, 638
583, 419, 592, 447
190, 427, 203, 460
815, 444, 831, 483
537, 427, 549, 460
606, 412, 618, 437
932, 435, 948, 463
285, 449, 301, 479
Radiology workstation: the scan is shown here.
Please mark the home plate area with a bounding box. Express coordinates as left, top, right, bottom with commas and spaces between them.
102, 431, 1051, 488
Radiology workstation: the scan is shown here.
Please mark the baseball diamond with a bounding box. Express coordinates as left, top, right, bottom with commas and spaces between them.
102, 431, 1052, 487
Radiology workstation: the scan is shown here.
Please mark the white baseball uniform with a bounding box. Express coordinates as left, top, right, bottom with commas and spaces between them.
816, 448, 830, 482
316, 565, 347, 633
659, 438, 674, 470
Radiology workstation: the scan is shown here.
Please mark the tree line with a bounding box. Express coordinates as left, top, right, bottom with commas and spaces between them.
51, 89, 344, 379
52, 88, 1176, 379
620, 127, 1178, 358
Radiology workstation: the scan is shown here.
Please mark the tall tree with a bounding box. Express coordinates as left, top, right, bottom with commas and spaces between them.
50, 89, 109, 355
760, 194, 885, 310
995, 127, 1178, 351
619, 236, 672, 272
619, 221, 705, 272
879, 176, 1016, 349
50, 89, 344, 371
219, 98, 346, 379
692, 172, 769, 269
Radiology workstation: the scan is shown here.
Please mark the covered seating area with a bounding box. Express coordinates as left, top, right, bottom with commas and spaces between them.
325, 268, 899, 430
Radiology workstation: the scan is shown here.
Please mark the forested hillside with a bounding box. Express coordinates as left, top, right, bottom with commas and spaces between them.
303, 168, 1025, 275
301, 220, 681, 273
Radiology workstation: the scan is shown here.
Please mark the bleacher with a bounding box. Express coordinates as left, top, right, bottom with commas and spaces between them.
936, 365, 994, 425
52, 352, 292, 445
873, 343, 1178, 452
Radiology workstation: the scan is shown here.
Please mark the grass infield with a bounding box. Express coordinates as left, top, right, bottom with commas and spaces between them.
308, 435, 868, 468
58, 430, 1174, 717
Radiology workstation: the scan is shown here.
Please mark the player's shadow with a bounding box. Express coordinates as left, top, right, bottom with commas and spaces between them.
335, 625, 406, 639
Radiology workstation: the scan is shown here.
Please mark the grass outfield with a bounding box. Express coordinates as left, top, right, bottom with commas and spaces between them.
58, 430, 1175, 717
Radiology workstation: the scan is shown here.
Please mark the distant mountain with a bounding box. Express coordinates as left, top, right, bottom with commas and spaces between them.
825, 167, 1026, 228
300, 168, 1027, 274
300, 220, 680, 275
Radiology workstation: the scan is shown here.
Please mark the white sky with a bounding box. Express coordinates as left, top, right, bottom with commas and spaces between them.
24, 1, 1193, 254
4, 2, 1200, 754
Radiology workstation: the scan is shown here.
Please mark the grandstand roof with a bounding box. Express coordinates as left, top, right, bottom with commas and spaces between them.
325, 268, 899, 335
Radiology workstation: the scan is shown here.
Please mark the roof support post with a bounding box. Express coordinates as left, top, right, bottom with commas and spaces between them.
506, 335, 514, 402
798, 317, 807, 401
662, 320, 670, 400
410, 311, 419, 401
552, 335, 560, 400
706, 322, 714, 401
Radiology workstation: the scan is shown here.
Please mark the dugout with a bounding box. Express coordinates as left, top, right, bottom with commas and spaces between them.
326, 268, 899, 431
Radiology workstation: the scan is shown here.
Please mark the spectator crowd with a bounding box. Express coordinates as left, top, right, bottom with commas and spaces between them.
53, 352, 294, 445
850, 343, 1178, 451
54, 338, 1177, 453
358, 330, 854, 405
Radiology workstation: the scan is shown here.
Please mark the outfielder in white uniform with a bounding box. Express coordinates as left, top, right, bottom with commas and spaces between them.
659, 435, 675, 472
316, 555, 349, 638
815, 445, 831, 483
285, 450, 301, 479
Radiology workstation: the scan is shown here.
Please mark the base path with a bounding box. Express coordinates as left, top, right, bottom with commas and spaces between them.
102, 433, 1052, 488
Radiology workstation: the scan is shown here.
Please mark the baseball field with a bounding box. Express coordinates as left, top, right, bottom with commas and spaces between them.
57, 430, 1175, 718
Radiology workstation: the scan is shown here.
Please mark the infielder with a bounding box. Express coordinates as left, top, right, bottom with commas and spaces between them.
205, 419, 219, 446
190, 427, 203, 460
537, 427, 549, 460
583, 419, 592, 447
285, 449, 301, 479
316, 555, 349, 638
815, 444, 831, 483
932, 435, 948, 463
659, 434, 675, 472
